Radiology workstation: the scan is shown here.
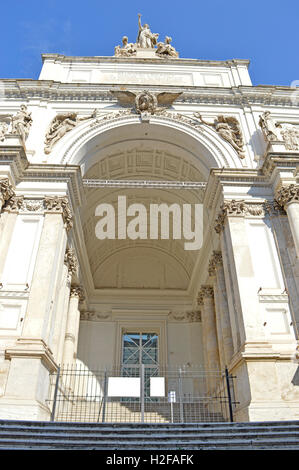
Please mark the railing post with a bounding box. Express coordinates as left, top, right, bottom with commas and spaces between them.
50, 366, 60, 422
225, 366, 234, 423
140, 364, 145, 423
179, 367, 184, 423
101, 368, 108, 423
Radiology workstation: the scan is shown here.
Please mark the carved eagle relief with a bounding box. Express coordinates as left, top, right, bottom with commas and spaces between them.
110, 90, 182, 115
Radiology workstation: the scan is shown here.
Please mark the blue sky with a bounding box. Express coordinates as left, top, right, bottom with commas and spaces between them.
1, 0, 298, 86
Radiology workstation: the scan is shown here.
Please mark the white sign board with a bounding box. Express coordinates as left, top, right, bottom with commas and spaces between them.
150, 377, 165, 397
107, 377, 140, 397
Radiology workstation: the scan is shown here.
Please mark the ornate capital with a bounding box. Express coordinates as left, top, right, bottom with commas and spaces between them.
198, 285, 214, 305
3, 195, 24, 212
208, 251, 223, 276
70, 286, 85, 302
64, 248, 79, 276
0, 178, 14, 205
275, 184, 299, 208
44, 196, 73, 231
214, 200, 246, 233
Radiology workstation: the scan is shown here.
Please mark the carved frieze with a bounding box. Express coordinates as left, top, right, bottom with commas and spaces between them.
198, 285, 214, 305
275, 184, 299, 208
80, 311, 111, 321
168, 310, 201, 323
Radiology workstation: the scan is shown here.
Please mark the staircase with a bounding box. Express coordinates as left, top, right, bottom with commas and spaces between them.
0, 420, 299, 449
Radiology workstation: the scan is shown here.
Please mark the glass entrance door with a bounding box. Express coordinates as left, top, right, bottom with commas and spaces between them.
121, 332, 159, 400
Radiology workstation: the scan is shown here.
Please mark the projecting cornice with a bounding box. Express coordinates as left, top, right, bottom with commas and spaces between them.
1, 80, 299, 107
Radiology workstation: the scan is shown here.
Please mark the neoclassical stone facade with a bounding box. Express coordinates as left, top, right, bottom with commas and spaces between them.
0, 22, 299, 422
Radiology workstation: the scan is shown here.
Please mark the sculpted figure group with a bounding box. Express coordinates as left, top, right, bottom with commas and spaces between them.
114, 14, 179, 58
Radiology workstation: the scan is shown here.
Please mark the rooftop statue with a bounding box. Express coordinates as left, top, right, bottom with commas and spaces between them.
114, 14, 179, 58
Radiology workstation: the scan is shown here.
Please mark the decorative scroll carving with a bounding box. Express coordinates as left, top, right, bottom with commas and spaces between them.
208, 251, 223, 276
168, 310, 201, 322
64, 248, 79, 276
11, 104, 32, 142
70, 286, 85, 302
80, 311, 111, 321
44, 196, 73, 231
194, 113, 245, 158
3, 196, 24, 212
44, 110, 96, 154
276, 184, 299, 208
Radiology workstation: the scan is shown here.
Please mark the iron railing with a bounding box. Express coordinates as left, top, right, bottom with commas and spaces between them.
47, 364, 237, 424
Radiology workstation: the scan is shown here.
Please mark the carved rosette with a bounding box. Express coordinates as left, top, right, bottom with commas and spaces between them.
44, 196, 73, 231
64, 248, 79, 276
208, 251, 223, 276
0, 178, 14, 208
275, 184, 299, 208
70, 286, 85, 302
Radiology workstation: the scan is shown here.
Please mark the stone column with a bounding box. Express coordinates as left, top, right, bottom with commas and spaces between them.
276, 184, 299, 258
62, 286, 85, 366
209, 251, 234, 367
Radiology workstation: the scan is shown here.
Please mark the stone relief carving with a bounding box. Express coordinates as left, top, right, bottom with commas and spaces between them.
279, 124, 299, 150
275, 184, 299, 208
64, 248, 79, 276
44, 109, 97, 154
80, 311, 111, 321
197, 285, 214, 305
194, 113, 245, 158
114, 14, 179, 58
11, 105, 33, 142
168, 310, 201, 323
0, 122, 9, 142
44, 196, 73, 231
259, 111, 299, 150
110, 89, 182, 119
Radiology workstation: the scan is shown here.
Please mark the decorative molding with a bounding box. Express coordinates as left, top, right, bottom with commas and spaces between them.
80, 311, 111, 321
168, 310, 201, 323
275, 184, 299, 208
44, 196, 73, 231
258, 294, 289, 303
64, 248, 79, 276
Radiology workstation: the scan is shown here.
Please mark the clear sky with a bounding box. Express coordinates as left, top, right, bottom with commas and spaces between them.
1, 0, 298, 86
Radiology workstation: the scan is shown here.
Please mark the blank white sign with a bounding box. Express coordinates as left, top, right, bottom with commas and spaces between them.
107, 377, 140, 397
150, 377, 165, 397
